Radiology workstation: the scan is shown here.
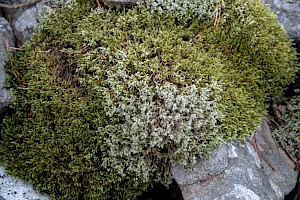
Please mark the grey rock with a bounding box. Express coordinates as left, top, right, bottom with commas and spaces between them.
2, 0, 66, 44
0, 17, 14, 113
0, 167, 50, 200
262, 0, 300, 41
171, 144, 228, 186
172, 120, 298, 200
14, 6, 38, 43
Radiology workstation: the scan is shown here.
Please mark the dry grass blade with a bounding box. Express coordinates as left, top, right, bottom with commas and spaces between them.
191, 0, 221, 42
17, 87, 30, 90
11, 68, 23, 83
190, 30, 206, 43
9, 47, 24, 51
213, 0, 221, 30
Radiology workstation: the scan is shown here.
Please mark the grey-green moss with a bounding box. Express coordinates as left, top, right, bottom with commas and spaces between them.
0, 0, 297, 199
272, 96, 300, 158
142, 0, 223, 22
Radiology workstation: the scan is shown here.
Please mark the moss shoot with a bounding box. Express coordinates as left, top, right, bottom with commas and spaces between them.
0, 0, 298, 199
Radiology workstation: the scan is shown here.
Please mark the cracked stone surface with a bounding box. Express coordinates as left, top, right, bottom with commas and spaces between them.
0, 17, 14, 113
171, 120, 298, 200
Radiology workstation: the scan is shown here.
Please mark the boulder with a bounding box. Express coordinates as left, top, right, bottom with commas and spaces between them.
262, 0, 300, 42
1, 0, 34, 44
2, 0, 65, 45
0, 17, 14, 113
0, 167, 49, 200
171, 120, 298, 200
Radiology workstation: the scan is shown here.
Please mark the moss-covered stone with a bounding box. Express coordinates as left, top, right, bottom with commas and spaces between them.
0, 0, 297, 199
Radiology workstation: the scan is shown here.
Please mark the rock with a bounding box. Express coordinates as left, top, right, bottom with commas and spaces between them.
171, 144, 228, 186
0, 17, 14, 113
262, 0, 300, 42
172, 120, 298, 200
0, 167, 50, 200
2, 0, 65, 44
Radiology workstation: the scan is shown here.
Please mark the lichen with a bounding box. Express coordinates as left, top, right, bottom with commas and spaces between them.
0, 0, 297, 199
141, 0, 223, 22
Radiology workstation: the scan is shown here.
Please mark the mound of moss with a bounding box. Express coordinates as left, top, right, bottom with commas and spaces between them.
0, 0, 297, 199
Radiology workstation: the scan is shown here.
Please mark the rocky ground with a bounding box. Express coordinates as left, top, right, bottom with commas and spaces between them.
0, 0, 299, 200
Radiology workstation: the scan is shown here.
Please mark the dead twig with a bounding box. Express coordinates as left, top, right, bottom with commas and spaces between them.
9, 47, 24, 51
17, 87, 46, 93
190, 30, 206, 43
190, 0, 221, 42
213, 0, 221, 30
17, 87, 30, 90
0, 0, 39, 9
11, 68, 23, 83
31, 48, 40, 61
95, 0, 103, 10
101, 0, 110, 8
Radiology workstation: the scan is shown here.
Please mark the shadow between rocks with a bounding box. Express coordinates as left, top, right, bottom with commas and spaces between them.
138, 180, 183, 200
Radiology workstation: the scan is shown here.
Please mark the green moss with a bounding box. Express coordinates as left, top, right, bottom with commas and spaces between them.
0, 0, 297, 199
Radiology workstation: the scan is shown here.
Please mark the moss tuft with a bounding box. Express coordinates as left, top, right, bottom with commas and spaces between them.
0, 0, 297, 199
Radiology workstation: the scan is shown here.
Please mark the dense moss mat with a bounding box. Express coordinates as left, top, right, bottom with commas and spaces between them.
0, 0, 298, 199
